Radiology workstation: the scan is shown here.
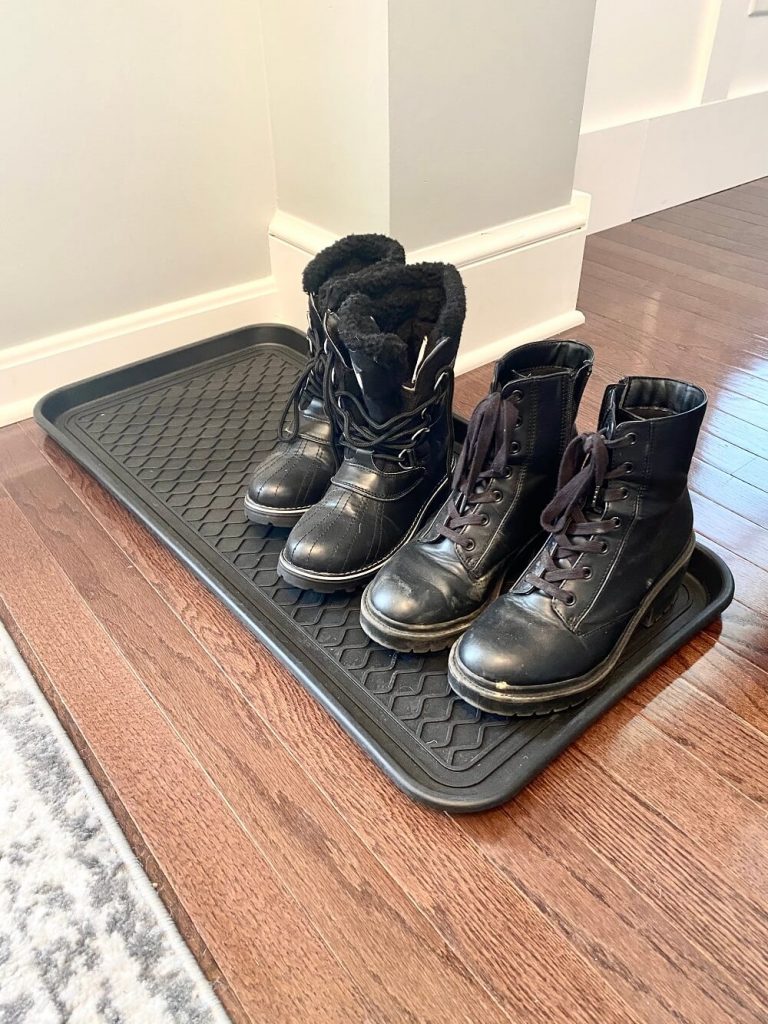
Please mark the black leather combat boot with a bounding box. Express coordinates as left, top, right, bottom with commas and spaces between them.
277, 262, 465, 592
359, 340, 594, 651
244, 234, 404, 526
448, 376, 707, 715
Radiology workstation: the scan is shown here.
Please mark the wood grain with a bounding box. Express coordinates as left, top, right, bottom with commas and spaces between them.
0, 489, 375, 1024
3, 178, 768, 1023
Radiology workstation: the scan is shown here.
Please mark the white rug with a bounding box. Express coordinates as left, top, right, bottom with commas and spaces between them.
0, 623, 230, 1024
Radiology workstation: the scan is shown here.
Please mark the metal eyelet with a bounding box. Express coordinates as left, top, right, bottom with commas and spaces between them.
509, 442, 520, 455
619, 486, 629, 499
582, 566, 592, 579
479, 514, 490, 527
624, 462, 634, 475
598, 539, 609, 553
511, 389, 523, 401
611, 516, 621, 528
492, 488, 503, 502
563, 592, 577, 606
626, 432, 637, 445
464, 537, 476, 551
516, 417, 523, 429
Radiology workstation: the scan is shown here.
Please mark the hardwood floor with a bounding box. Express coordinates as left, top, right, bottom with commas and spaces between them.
2, 179, 768, 1023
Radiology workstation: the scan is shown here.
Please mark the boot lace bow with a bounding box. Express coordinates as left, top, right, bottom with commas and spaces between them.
526, 429, 634, 604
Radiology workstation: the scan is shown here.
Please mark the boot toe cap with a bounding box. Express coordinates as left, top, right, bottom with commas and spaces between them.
455, 596, 592, 689
283, 491, 375, 576
367, 545, 479, 627
247, 445, 329, 511
368, 555, 449, 627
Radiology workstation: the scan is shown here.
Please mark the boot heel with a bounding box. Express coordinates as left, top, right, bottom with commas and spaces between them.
642, 562, 690, 627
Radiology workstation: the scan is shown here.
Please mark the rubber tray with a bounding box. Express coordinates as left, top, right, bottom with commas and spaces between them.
36, 325, 735, 812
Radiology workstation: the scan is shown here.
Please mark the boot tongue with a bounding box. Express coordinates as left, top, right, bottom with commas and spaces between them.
336, 298, 414, 423
347, 341, 412, 422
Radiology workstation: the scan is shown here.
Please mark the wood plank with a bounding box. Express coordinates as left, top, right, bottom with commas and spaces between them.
644, 209, 768, 262
573, 700, 768, 893
526, 749, 768, 1011
0, 488, 373, 1024
690, 492, 768, 574
587, 237, 768, 320
0, 592, 252, 1024
735, 455, 768, 493
462, 793, 765, 1024
579, 261, 768, 351
689, 458, 768, 527
0, 425, 515, 1024
705, 190, 768, 223
606, 221, 768, 289
661, 628, 768, 737
626, 669, 768, 807
19, 427, 646, 1024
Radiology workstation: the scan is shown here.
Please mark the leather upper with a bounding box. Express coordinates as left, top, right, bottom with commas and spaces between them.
282, 263, 465, 580
246, 236, 406, 516
366, 340, 594, 627
455, 376, 707, 687
283, 341, 455, 577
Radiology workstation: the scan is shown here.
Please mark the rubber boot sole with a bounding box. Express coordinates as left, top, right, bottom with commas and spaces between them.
243, 494, 311, 528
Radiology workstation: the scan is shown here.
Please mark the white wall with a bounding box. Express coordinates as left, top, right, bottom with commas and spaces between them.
259, 0, 390, 237
387, 0, 595, 250
0, 1, 276, 350
576, 0, 768, 232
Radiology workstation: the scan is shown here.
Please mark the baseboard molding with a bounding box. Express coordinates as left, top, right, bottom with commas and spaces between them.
0, 278, 279, 427
269, 193, 589, 370
576, 88, 768, 233
454, 309, 585, 377
3, 197, 588, 429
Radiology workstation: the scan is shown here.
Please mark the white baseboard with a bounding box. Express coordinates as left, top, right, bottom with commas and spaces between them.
454, 309, 585, 377
269, 193, 589, 369
576, 88, 768, 234
2, 195, 589, 428
0, 278, 279, 427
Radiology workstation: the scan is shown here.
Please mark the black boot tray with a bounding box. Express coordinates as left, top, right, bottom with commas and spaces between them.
35, 325, 735, 812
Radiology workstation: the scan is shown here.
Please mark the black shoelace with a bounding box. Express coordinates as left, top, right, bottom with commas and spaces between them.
437, 388, 522, 549
329, 371, 452, 465
525, 429, 635, 604
277, 325, 328, 441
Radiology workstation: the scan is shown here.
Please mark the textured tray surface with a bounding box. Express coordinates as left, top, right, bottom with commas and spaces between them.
36, 326, 734, 810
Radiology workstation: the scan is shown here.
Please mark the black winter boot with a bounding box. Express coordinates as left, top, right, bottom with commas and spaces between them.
359, 340, 593, 651
277, 262, 465, 592
448, 376, 707, 715
244, 233, 404, 526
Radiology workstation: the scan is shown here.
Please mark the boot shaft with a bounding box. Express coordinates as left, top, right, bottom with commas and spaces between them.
599, 376, 707, 511
517, 374, 707, 634
494, 339, 594, 480
325, 262, 465, 473
421, 338, 594, 578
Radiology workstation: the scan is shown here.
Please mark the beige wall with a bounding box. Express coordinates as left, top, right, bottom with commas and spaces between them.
0, 0, 276, 350
259, 0, 390, 236
388, 0, 595, 250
